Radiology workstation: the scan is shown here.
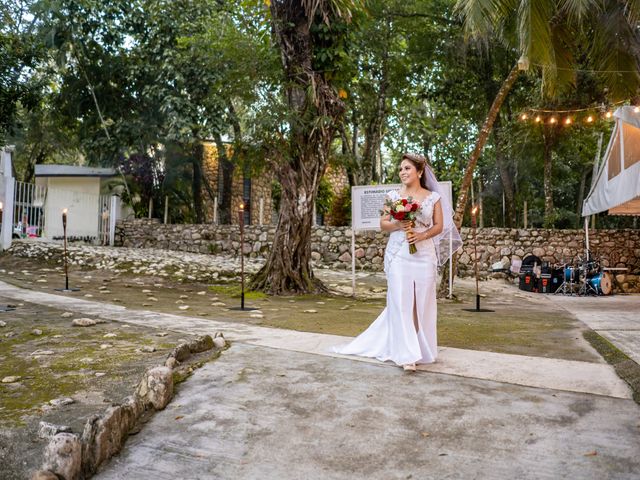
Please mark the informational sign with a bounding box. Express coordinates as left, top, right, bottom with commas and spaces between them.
351, 184, 400, 231
351, 181, 454, 231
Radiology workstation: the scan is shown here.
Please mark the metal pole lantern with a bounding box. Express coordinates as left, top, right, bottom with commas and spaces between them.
239, 203, 245, 310
62, 209, 69, 290
472, 205, 480, 310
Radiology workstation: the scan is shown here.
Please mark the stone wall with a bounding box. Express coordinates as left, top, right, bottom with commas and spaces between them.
115, 219, 640, 276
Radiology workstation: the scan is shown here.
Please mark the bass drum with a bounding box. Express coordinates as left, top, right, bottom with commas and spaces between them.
588, 272, 612, 295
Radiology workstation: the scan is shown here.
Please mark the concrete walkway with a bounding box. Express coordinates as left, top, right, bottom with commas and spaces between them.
93, 344, 640, 480
2, 281, 639, 479
0, 280, 631, 399
546, 294, 640, 364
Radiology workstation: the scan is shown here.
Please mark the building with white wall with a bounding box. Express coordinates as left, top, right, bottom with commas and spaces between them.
35, 165, 117, 239
0, 147, 15, 251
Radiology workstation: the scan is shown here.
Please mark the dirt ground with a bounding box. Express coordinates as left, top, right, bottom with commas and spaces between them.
0, 252, 601, 363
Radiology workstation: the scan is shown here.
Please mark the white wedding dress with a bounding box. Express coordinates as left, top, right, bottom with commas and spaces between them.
333, 190, 441, 366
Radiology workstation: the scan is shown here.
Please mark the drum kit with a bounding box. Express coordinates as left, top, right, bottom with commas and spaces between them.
555, 256, 612, 296
518, 253, 613, 296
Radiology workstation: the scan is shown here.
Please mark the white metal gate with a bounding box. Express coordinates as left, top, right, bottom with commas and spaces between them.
13, 181, 47, 238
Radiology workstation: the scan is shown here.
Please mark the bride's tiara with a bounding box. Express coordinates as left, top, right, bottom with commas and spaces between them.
401, 153, 428, 166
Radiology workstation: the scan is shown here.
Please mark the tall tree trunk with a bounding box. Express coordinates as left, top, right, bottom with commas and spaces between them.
362, 18, 389, 184
542, 126, 556, 227
495, 131, 516, 227
250, 1, 346, 294
214, 99, 242, 225
362, 70, 388, 183
214, 133, 234, 224
192, 144, 204, 224
351, 111, 361, 184
439, 62, 520, 298
339, 125, 357, 186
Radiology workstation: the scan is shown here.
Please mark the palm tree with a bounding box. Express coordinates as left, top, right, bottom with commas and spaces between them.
440, 0, 640, 295
452, 0, 640, 228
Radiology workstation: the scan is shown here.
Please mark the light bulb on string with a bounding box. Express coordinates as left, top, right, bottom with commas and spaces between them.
564, 117, 572, 125
535, 115, 542, 123
634, 106, 640, 113
605, 111, 612, 119
549, 117, 557, 124
586, 115, 594, 123
520, 113, 528, 121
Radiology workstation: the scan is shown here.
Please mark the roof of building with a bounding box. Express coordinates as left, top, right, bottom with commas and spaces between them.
35, 165, 117, 178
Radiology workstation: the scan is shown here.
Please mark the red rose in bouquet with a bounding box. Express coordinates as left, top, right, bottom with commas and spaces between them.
382, 196, 421, 254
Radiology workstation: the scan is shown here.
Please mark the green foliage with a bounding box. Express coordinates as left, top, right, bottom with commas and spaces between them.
4, 0, 640, 233
327, 184, 351, 226
316, 176, 334, 215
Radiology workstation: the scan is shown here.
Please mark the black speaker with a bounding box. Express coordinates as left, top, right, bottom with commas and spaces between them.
519, 273, 537, 292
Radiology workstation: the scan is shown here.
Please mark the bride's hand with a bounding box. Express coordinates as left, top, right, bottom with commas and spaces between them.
407, 230, 426, 244
401, 220, 413, 232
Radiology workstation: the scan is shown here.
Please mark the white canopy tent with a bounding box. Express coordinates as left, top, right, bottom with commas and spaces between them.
582, 106, 640, 265
583, 106, 640, 217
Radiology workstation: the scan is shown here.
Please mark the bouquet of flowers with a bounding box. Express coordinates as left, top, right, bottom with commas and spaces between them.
382, 196, 421, 254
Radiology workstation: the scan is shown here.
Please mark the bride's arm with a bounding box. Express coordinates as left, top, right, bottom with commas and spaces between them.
380, 205, 403, 232
416, 200, 444, 241
408, 200, 444, 243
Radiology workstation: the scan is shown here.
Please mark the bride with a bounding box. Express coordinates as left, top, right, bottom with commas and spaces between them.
333, 153, 462, 371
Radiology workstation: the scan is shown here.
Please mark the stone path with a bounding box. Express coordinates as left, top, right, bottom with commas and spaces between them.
0, 280, 631, 399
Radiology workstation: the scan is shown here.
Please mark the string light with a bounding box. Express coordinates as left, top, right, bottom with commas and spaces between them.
517, 102, 640, 126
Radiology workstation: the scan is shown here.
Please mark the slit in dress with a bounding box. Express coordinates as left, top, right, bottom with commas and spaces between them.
412, 281, 419, 333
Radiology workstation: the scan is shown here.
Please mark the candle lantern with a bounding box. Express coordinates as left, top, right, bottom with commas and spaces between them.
239, 203, 245, 310
56, 208, 79, 292
463, 204, 493, 313
230, 202, 257, 312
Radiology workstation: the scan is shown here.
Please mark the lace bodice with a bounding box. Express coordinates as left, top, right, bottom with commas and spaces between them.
383, 189, 440, 273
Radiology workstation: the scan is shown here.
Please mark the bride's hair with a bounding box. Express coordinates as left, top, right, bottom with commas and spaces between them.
401, 153, 429, 189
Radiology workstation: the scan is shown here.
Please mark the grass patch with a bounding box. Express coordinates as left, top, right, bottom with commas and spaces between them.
208, 284, 267, 300
0, 353, 83, 427
583, 330, 640, 405
0, 326, 175, 427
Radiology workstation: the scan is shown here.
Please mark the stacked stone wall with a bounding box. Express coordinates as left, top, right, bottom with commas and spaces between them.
115, 220, 640, 278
